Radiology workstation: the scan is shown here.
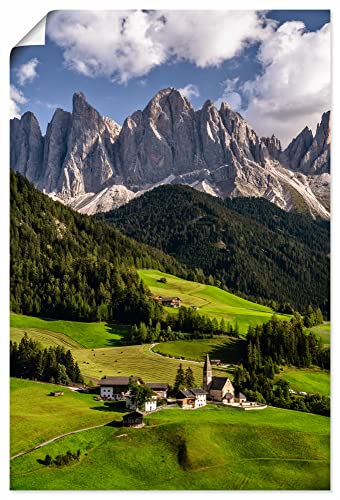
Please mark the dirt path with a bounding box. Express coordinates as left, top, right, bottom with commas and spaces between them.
10, 423, 109, 461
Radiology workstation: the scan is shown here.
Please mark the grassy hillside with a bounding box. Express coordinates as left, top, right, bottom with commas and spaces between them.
11, 405, 330, 490
279, 368, 330, 397
71, 344, 230, 383
10, 313, 127, 348
139, 269, 290, 334
153, 337, 245, 364
10, 318, 230, 385
10, 378, 125, 456
309, 322, 330, 348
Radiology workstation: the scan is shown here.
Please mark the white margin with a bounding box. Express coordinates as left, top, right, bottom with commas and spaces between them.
0, 1, 337, 500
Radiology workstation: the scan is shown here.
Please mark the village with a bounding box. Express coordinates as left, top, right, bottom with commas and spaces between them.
93, 354, 267, 427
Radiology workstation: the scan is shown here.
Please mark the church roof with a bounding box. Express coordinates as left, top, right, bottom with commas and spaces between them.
204, 353, 212, 372
210, 376, 232, 391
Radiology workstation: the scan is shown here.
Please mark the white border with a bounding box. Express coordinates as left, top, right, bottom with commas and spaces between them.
0, 1, 337, 499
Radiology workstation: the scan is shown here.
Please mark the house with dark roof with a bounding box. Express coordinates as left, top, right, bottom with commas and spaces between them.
203, 354, 246, 404
145, 383, 169, 399
98, 376, 143, 400
176, 387, 208, 408
122, 411, 144, 427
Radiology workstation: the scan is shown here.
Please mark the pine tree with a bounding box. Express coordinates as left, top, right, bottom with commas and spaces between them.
183, 367, 195, 388
173, 364, 185, 392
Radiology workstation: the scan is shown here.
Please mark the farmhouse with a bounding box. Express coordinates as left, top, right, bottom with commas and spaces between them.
98, 376, 143, 400
145, 382, 169, 399
203, 354, 246, 404
122, 411, 144, 427
176, 388, 208, 409
125, 392, 158, 413
149, 295, 182, 308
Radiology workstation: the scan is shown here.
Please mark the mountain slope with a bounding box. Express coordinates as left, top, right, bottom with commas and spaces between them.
101, 184, 330, 314
10, 88, 330, 218
10, 171, 188, 323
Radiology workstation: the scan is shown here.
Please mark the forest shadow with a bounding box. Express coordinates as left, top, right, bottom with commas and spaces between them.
207, 337, 246, 365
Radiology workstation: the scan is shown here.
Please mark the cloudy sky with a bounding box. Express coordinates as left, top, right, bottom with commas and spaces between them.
10, 9, 330, 147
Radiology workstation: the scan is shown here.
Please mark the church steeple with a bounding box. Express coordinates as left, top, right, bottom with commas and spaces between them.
203, 353, 212, 391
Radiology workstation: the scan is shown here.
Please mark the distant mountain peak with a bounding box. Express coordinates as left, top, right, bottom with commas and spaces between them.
10, 89, 330, 219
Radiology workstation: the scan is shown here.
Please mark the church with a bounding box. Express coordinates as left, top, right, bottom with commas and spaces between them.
203, 354, 246, 404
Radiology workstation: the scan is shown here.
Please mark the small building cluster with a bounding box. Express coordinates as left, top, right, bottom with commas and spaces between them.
149, 295, 182, 308
98, 376, 169, 413
176, 388, 208, 409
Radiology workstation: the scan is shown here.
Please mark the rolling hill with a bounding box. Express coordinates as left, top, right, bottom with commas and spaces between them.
102, 185, 330, 314
11, 401, 330, 490
139, 269, 290, 333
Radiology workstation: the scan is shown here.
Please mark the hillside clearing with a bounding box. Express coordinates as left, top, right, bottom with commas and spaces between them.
10, 313, 128, 348
138, 270, 290, 334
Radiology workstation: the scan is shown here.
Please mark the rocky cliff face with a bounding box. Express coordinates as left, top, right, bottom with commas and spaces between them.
10, 88, 330, 219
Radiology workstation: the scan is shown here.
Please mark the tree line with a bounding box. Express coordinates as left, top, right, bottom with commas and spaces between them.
129, 306, 240, 344
10, 333, 83, 385
233, 315, 330, 416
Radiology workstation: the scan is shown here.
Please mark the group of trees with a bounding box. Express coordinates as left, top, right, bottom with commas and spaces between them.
10, 171, 187, 324
172, 364, 196, 394
232, 315, 330, 416
102, 184, 330, 316
130, 306, 239, 344
10, 333, 83, 385
41, 450, 81, 467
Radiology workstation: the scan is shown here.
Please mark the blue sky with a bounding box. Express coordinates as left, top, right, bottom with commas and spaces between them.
10, 10, 330, 146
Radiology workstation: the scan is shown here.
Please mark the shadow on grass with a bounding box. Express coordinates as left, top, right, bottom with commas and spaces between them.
205, 337, 246, 365
104, 323, 130, 347
91, 401, 127, 413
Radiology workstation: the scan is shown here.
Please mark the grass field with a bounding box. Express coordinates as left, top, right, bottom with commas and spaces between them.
309, 322, 331, 347
10, 378, 126, 456
10, 313, 128, 348
139, 269, 290, 334
279, 367, 330, 397
152, 337, 245, 364
71, 344, 231, 383
10, 405, 330, 490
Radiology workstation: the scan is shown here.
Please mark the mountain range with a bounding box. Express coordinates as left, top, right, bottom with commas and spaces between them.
10, 88, 330, 218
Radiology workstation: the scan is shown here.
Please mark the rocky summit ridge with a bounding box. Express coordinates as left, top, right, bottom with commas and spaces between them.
10, 88, 330, 218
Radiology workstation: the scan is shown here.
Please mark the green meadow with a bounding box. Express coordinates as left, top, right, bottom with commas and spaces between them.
71, 344, 230, 383
279, 367, 330, 397
138, 269, 291, 334
309, 322, 331, 347
153, 336, 245, 364
10, 313, 128, 348
10, 404, 330, 490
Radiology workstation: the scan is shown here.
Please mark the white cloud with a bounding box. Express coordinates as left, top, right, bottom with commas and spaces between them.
178, 83, 200, 101
10, 85, 27, 118
241, 21, 331, 147
16, 58, 40, 86
46, 10, 273, 83
215, 78, 243, 111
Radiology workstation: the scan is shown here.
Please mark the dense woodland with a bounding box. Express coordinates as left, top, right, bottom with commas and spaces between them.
233, 315, 330, 416
10, 172, 187, 324
10, 333, 83, 384
101, 185, 330, 315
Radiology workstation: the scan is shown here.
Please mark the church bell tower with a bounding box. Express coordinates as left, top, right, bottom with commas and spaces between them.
203, 353, 213, 391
